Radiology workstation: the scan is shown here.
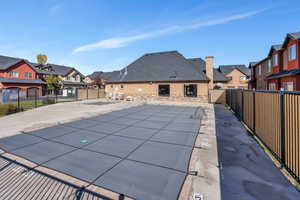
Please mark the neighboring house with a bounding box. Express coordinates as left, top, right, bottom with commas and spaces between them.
84, 71, 120, 88
215, 65, 250, 88
0, 55, 45, 97
249, 31, 300, 91
105, 51, 213, 102
33, 63, 86, 96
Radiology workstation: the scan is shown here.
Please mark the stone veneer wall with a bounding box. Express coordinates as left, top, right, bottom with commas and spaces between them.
105, 82, 209, 102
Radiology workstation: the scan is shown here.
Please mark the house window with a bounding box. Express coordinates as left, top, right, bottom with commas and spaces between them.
288, 44, 297, 60
283, 82, 294, 91
121, 85, 124, 89
240, 76, 247, 81
110, 85, 113, 88
269, 83, 276, 90
9, 71, 19, 78
273, 54, 278, 66
158, 85, 170, 97
266, 60, 271, 72
184, 84, 197, 97
25, 72, 32, 78
257, 65, 262, 75
66, 76, 70, 80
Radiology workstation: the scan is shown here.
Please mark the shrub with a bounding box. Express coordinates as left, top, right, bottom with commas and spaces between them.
0, 103, 20, 116
42, 98, 56, 104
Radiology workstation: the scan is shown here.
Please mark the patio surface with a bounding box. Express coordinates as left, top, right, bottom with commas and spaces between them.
215, 105, 300, 200
0, 104, 203, 200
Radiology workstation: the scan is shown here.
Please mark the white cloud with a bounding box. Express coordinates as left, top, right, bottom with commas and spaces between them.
72, 9, 266, 53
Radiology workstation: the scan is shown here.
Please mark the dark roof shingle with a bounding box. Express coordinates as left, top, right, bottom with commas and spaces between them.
107, 51, 209, 83
0, 77, 46, 84
219, 65, 250, 76
0, 55, 28, 70
289, 31, 300, 40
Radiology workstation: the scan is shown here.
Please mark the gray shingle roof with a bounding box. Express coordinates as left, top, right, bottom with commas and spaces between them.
267, 68, 300, 80
0, 77, 46, 84
88, 71, 120, 80
61, 81, 86, 86
249, 62, 258, 68
272, 44, 283, 51
213, 69, 231, 82
289, 31, 300, 40
188, 58, 229, 82
219, 65, 250, 76
107, 51, 209, 83
0, 55, 28, 70
268, 44, 283, 56
49, 64, 73, 76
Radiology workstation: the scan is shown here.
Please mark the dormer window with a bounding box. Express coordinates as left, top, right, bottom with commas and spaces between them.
288, 44, 296, 61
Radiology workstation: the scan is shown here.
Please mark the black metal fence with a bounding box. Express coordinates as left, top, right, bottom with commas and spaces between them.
0, 88, 105, 117
226, 89, 300, 184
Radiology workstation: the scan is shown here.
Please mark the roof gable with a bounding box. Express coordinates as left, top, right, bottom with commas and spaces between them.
268, 44, 282, 56
219, 65, 250, 76
107, 51, 209, 83
282, 31, 300, 48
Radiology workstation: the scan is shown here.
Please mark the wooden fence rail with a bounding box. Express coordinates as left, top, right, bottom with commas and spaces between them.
226, 89, 300, 183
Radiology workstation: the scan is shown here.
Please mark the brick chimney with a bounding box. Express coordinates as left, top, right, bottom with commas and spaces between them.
205, 56, 214, 89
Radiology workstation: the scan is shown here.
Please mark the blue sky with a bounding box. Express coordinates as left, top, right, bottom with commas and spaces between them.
0, 0, 300, 75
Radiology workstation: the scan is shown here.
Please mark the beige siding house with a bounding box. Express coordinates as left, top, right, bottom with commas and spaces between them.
105, 51, 214, 102
103, 51, 249, 102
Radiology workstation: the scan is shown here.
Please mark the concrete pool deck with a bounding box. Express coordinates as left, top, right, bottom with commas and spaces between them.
0, 100, 220, 200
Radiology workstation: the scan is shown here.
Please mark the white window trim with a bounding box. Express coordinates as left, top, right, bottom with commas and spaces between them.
273, 54, 278, 66
267, 60, 271, 72
258, 65, 262, 75
288, 44, 297, 61
240, 76, 247, 81
9, 71, 19, 78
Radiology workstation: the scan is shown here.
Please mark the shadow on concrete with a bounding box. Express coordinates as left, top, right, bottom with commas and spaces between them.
214, 104, 300, 200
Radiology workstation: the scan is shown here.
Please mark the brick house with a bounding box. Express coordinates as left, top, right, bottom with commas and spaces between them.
0, 55, 45, 97
187, 60, 250, 89
84, 71, 120, 88
249, 31, 300, 91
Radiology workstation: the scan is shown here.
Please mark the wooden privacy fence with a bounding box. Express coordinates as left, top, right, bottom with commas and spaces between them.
77, 88, 105, 100
226, 89, 300, 183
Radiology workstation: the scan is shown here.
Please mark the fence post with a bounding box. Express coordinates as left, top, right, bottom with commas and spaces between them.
253, 90, 256, 133
97, 87, 100, 98
55, 90, 58, 103
241, 89, 244, 121
280, 91, 285, 166
34, 88, 37, 108
17, 88, 20, 111
76, 88, 78, 101
86, 87, 89, 100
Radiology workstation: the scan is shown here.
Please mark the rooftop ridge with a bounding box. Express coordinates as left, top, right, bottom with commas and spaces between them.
143, 50, 179, 56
